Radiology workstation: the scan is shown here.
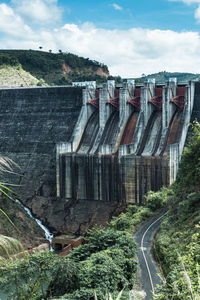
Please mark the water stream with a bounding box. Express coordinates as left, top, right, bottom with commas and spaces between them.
0, 200, 54, 300
16, 199, 53, 251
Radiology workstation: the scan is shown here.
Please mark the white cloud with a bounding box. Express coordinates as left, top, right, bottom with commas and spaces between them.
195, 5, 200, 21
0, 3, 33, 37
5, 22, 200, 78
1, 3, 200, 77
11, 0, 62, 24
111, 3, 123, 10
41, 25, 200, 77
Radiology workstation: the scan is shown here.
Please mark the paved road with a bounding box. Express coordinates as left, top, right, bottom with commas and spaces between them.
135, 209, 167, 299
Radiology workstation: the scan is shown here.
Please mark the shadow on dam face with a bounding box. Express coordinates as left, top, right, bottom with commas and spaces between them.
77, 110, 99, 154
97, 111, 119, 150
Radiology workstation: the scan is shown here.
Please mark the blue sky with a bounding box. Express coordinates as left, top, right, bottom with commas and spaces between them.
59, 0, 198, 31
1, 0, 200, 77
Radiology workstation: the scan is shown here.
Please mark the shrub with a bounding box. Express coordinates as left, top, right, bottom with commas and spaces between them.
176, 120, 200, 188
0, 252, 79, 299
37, 78, 46, 86
104, 248, 137, 282
108, 213, 133, 231
61, 288, 105, 300
69, 227, 137, 261
145, 187, 173, 211
78, 252, 128, 292
0, 54, 20, 67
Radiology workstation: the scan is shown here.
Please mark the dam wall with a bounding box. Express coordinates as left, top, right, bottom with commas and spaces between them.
0, 86, 82, 208
0, 85, 126, 235
0, 81, 198, 235
57, 79, 196, 205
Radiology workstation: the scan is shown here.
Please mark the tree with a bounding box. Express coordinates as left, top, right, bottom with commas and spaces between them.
176, 120, 200, 187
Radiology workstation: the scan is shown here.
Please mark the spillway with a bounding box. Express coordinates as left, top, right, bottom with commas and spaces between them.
120, 112, 139, 145
137, 111, 162, 156
162, 110, 183, 155
77, 110, 99, 153
57, 80, 196, 207
97, 110, 119, 151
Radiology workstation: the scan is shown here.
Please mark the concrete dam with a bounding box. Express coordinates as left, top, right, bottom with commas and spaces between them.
0, 81, 199, 235
56, 79, 196, 205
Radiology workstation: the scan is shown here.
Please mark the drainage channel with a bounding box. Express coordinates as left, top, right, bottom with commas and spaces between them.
16, 199, 53, 251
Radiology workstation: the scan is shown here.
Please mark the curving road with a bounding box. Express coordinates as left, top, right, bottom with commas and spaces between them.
135, 209, 167, 299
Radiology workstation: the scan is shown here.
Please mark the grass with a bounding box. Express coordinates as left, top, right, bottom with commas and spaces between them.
0, 65, 40, 87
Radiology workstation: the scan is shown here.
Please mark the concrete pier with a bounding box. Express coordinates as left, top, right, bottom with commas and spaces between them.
56, 80, 196, 204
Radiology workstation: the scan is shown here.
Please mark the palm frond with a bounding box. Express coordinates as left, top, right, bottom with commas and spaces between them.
0, 235, 23, 259
94, 290, 124, 300
115, 290, 124, 300
0, 187, 14, 201
94, 291, 98, 300
0, 182, 21, 187
0, 156, 20, 231
0, 209, 17, 230
0, 156, 20, 173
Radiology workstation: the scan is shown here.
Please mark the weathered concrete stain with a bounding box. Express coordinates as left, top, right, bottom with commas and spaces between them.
57, 80, 196, 214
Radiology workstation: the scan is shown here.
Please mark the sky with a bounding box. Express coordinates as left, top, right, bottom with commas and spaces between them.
1, 0, 200, 77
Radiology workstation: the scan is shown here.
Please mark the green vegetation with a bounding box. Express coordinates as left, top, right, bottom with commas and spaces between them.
0, 204, 155, 299
154, 121, 200, 299
135, 71, 200, 83
176, 120, 200, 188
1, 50, 199, 87
0, 89, 199, 299
0, 50, 110, 86
0, 54, 20, 67
0, 252, 79, 300
0, 235, 23, 259
145, 187, 173, 211
0, 65, 40, 87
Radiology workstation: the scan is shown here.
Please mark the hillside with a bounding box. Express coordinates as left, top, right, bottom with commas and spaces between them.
0, 65, 41, 87
0, 196, 46, 249
1, 50, 199, 88
134, 71, 200, 83
154, 121, 200, 299
0, 50, 109, 86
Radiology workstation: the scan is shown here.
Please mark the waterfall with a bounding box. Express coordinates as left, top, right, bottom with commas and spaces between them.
16, 199, 53, 251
